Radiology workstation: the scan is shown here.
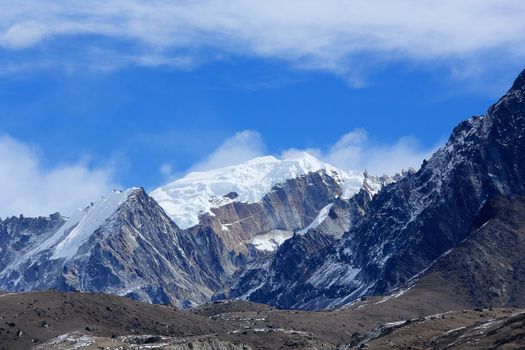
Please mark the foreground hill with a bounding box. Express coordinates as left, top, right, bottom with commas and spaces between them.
0, 290, 522, 350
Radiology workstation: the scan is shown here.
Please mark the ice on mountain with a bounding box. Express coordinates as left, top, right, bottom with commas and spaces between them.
50, 188, 137, 259
299, 203, 334, 234
151, 153, 364, 229
248, 230, 294, 252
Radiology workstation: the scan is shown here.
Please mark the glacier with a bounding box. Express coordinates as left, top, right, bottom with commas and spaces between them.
151, 152, 364, 229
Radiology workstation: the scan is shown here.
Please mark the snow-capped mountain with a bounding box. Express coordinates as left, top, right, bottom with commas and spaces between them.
4, 69, 524, 312
229, 69, 525, 310
152, 152, 375, 255
151, 153, 364, 229
0, 153, 380, 307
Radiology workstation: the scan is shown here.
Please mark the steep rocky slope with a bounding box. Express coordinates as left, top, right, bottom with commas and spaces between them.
190, 170, 350, 254
0, 214, 65, 273
410, 196, 525, 309
227, 175, 393, 307
0, 189, 235, 308
233, 69, 525, 309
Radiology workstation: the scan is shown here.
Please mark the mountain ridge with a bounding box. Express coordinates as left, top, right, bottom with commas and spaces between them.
151, 152, 365, 229
0, 154, 384, 308
1, 68, 525, 316
229, 68, 525, 309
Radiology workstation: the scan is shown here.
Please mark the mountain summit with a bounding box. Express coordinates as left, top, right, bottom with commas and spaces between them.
228, 68, 525, 309
151, 153, 364, 229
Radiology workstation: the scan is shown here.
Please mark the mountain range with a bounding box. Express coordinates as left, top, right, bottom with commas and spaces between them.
0, 153, 388, 308
1, 68, 525, 349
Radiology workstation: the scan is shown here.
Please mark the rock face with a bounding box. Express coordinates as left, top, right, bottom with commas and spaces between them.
195, 171, 352, 253
0, 214, 65, 273
232, 69, 525, 309
346, 68, 525, 295
416, 196, 525, 308
228, 231, 339, 309
0, 189, 236, 308
152, 154, 368, 254
150, 154, 365, 230
227, 179, 381, 309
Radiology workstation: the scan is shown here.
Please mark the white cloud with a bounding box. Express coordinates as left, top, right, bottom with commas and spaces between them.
0, 134, 117, 219
282, 128, 439, 175
189, 128, 436, 176
1, 21, 46, 49
190, 130, 266, 171
159, 163, 173, 177
0, 1, 524, 80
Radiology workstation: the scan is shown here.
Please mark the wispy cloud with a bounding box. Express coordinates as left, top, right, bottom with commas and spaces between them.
0, 134, 117, 218
282, 128, 439, 175
0, 1, 524, 81
187, 128, 438, 176
189, 130, 266, 172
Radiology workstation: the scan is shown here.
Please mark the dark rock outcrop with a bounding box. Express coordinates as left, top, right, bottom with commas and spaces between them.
234, 68, 525, 309
416, 196, 525, 308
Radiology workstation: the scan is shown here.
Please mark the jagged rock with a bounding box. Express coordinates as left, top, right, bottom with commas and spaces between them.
0, 213, 65, 272
194, 171, 351, 253
232, 69, 525, 309
0, 189, 235, 308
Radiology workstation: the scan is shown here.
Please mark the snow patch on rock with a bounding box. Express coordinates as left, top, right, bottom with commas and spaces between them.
299, 203, 334, 234
247, 230, 294, 252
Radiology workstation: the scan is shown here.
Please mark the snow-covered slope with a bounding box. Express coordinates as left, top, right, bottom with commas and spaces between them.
247, 230, 294, 252
1, 188, 138, 276
50, 188, 137, 259
151, 153, 364, 229
298, 203, 334, 234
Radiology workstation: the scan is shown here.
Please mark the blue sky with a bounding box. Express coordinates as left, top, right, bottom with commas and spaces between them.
0, 0, 524, 218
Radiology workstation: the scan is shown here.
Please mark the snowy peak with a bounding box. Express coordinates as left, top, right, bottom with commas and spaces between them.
51, 188, 139, 259
151, 153, 365, 229
33, 188, 139, 261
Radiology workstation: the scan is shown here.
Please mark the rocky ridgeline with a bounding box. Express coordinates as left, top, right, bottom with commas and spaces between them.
0, 69, 524, 313
0, 161, 385, 308
228, 69, 525, 309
